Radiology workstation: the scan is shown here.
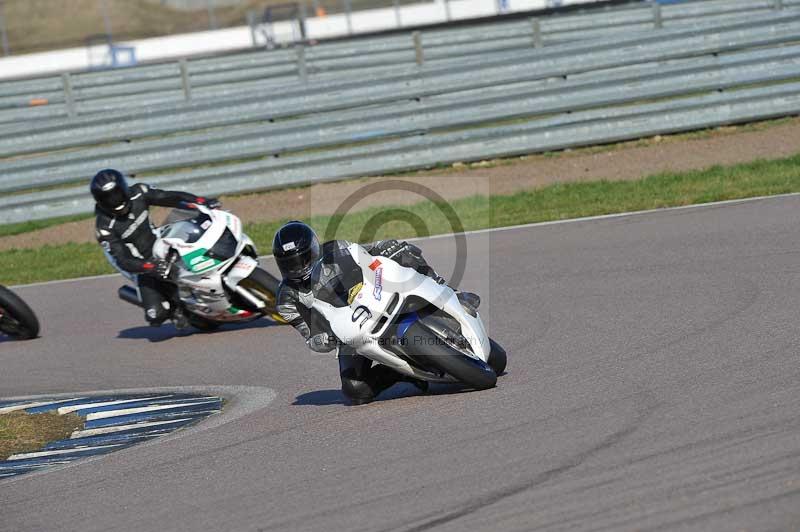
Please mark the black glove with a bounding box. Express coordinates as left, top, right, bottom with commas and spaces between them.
204, 197, 222, 209
372, 239, 403, 259
151, 259, 172, 280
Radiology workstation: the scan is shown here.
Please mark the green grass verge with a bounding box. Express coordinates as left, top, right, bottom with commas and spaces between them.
0, 412, 83, 461
1, 154, 799, 286
0, 214, 93, 239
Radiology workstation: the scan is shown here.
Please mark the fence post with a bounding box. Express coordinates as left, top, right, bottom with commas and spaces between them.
179, 59, 192, 101
444, 0, 452, 22
61, 73, 76, 118
100, 0, 113, 39
296, 44, 308, 83
393, 0, 402, 27
0, 0, 9, 56
343, 0, 353, 34
413, 31, 424, 66
247, 10, 258, 47
298, 0, 308, 40
530, 18, 543, 48
652, 2, 663, 29
207, 0, 218, 31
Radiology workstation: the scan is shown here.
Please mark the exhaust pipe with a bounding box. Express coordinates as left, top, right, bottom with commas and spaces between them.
118, 286, 142, 308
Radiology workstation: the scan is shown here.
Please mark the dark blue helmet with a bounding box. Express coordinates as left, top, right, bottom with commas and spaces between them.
90, 169, 131, 216
273, 221, 320, 285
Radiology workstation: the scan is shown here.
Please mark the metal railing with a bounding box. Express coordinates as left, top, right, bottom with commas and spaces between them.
0, 0, 794, 109
0, 0, 799, 224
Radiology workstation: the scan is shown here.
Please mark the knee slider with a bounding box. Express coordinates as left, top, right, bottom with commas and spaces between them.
145, 303, 170, 325
340, 371, 376, 403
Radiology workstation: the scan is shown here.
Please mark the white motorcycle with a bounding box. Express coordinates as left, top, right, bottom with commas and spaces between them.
118, 205, 286, 330
312, 243, 506, 389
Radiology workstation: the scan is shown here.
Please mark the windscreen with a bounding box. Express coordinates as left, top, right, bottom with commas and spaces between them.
161, 212, 212, 244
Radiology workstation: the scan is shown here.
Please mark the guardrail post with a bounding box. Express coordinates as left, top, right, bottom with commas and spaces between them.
393, 0, 402, 27
61, 73, 76, 118
247, 10, 258, 47
530, 18, 543, 48
179, 59, 192, 101
652, 2, 663, 29
413, 31, 424, 66
444, 0, 452, 22
296, 44, 308, 83
773, 0, 783, 9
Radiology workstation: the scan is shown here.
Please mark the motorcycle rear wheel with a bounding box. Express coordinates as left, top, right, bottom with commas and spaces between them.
0, 285, 40, 340
238, 267, 288, 323
403, 321, 496, 390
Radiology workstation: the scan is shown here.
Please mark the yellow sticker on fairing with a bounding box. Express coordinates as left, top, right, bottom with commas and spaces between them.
347, 282, 363, 304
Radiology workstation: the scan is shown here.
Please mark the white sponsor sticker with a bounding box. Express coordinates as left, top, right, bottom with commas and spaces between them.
101, 182, 116, 191
201, 220, 212, 230
282, 242, 297, 251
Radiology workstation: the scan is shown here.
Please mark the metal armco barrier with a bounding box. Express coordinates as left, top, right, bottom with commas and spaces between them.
0, 0, 799, 224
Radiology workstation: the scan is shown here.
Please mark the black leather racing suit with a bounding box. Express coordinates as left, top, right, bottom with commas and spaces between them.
94, 183, 205, 325
277, 239, 439, 404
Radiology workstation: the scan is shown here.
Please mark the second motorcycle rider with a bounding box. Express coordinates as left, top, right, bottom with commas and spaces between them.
90, 169, 220, 329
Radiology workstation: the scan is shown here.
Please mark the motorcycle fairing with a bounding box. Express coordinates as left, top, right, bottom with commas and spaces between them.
153, 207, 260, 322
312, 243, 490, 382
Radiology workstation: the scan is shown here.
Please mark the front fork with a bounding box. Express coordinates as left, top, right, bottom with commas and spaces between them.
222, 256, 261, 308
222, 256, 282, 321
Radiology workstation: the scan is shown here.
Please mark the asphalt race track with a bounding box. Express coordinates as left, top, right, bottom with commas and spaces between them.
2, 195, 800, 531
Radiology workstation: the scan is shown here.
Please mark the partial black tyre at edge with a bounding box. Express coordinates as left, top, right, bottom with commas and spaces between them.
188, 315, 221, 332
405, 322, 497, 390
488, 338, 507, 376
0, 285, 40, 340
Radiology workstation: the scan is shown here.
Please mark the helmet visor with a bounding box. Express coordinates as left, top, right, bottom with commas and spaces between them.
276, 239, 320, 282
99, 184, 130, 213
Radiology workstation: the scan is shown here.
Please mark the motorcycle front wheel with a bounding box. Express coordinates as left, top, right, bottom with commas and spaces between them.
403, 321, 496, 390
238, 267, 288, 324
0, 285, 40, 340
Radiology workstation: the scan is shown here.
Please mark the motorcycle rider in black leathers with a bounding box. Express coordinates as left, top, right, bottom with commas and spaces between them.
90, 169, 220, 329
273, 221, 481, 405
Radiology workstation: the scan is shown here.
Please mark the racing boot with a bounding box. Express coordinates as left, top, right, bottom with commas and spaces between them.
171, 307, 191, 331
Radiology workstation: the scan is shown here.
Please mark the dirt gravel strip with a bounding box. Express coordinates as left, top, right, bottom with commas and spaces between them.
2, 118, 800, 252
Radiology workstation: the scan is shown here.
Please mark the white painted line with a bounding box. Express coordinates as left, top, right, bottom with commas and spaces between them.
7, 444, 123, 460
84, 400, 220, 421
57, 395, 174, 414
10, 192, 800, 290
70, 418, 193, 439
0, 398, 83, 415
